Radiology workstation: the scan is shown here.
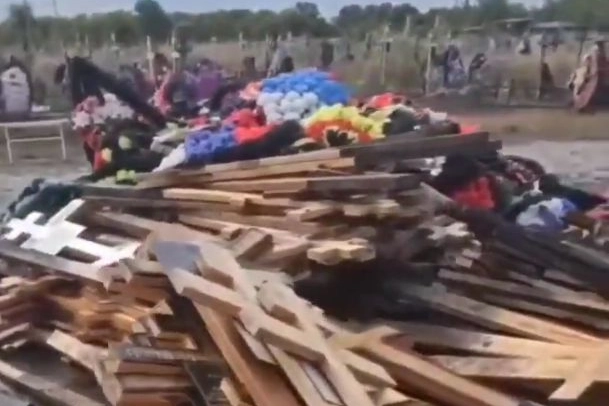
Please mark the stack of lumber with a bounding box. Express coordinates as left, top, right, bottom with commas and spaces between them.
79, 133, 497, 274
1, 131, 609, 406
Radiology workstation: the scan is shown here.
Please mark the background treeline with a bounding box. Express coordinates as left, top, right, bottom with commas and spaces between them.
2, 0, 609, 50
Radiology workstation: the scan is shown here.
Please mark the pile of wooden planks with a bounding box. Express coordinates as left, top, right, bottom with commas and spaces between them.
1, 131, 609, 405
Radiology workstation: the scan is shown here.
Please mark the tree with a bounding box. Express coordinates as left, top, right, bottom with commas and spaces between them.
295, 2, 320, 18
7, 2, 35, 52
1, 0, 609, 50
134, 0, 172, 42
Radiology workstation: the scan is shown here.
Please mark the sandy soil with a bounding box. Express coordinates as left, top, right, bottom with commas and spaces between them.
2, 108, 609, 210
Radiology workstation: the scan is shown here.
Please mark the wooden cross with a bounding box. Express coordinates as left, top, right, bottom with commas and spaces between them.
3, 199, 139, 268
549, 344, 609, 401
110, 32, 120, 58
146, 36, 155, 86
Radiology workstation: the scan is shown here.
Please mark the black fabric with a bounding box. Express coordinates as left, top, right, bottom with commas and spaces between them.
540, 174, 607, 211
503, 193, 552, 222
208, 80, 246, 112
209, 120, 304, 164
1, 179, 82, 223
65, 57, 166, 129
382, 109, 418, 135
279, 56, 295, 74
432, 154, 485, 196
83, 143, 95, 166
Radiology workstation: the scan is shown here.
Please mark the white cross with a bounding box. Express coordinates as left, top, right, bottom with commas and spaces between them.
3, 199, 139, 268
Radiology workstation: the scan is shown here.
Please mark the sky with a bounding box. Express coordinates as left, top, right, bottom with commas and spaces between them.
0, 0, 544, 20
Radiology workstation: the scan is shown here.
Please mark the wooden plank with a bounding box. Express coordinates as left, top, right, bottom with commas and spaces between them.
166, 267, 247, 316
0, 241, 103, 284
256, 283, 382, 406
0, 358, 105, 406
549, 344, 609, 401
154, 241, 303, 406
180, 210, 329, 235
392, 322, 593, 359
220, 378, 254, 406
400, 284, 600, 345
85, 196, 207, 210
482, 293, 609, 332
86, 212, 158, 239
108, 344, 212, 364
330, 327, 521, 406
339, 131, 490, 156
196, 305, 302, 406
81, 184, 163, 200
268, 346, 339, 406
103, 359, 184, 376
287, 203, 339, 222
305, 174, 420, 193
192, 242, 345, 406
205, 148, 343, 171
239, 307, 327, 362
351, 133, 497, 164
162, 189, 260, 207
430, 356, 587, 382
307, 240, 375, 265
230, 228, 274, 260
34, 329, 105, 371
157, 240, 392, 405
438, 269, 609, 314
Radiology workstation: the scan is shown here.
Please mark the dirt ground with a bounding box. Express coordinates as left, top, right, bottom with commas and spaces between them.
2, 107, 609, 210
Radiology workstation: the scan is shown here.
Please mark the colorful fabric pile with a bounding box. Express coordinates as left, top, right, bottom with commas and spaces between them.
432, 152, 609, 233
66, 62, 467, 182
257, 70, 350, 124
303, 105, 386, 147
